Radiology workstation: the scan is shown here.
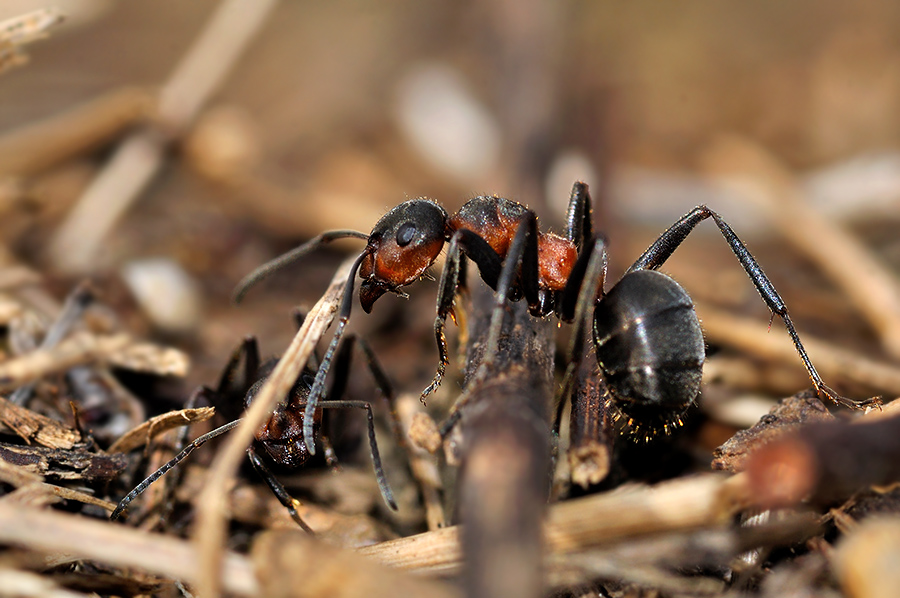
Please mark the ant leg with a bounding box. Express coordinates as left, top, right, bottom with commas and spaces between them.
421, 229, 503, 403
554, 236, 608, 432
110, 419, 243, 521
318, 400, 398, 510
215, 336, 261, 403
247, 447, 315, 533
329, 331, 406, 457
628, 205, 880, 410
317, 331, 402, 509
478, 212, 540, 375
565, 181, 594, 253
233, 230, 368, 303
302, 251, 371, 455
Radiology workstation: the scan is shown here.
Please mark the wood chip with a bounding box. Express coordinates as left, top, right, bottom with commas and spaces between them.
108, 406, 215, 454
0, 395, 82, 449
0, 443, 126, 482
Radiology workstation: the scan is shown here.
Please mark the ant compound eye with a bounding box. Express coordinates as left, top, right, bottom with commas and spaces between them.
396, 221, 417, 246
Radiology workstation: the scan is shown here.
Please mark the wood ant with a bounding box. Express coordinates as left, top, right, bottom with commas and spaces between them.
110, 333, 401, 532
234, 182, 879, 446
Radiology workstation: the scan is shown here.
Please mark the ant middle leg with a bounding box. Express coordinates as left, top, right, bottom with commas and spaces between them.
302, 250, 372, 455
317, 332, 402, 510
628, 205, 880, 410
422, 230, 504, 403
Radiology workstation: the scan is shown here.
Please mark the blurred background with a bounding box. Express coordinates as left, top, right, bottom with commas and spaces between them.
2, 0, 900, 408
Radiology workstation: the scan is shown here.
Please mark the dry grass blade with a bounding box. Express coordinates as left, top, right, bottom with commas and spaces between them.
360, 473, 751, 575
0, 568, 92, 598
395, 393, 445, 530
0, 334, 189, 392
0, 333, 130, 391
0, 87, 153, 177
194, 255, 355, 598
0, 458, 43, 487
108, 406, 215, 454
0, 8, 64, 75
2, 482, 117, 512
47, 0, 280, 274
253, 530, 461, 598
0, 502, 257, 595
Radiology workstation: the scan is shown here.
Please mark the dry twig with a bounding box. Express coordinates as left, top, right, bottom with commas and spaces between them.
107, 406, 215, 454
360, 473, 751, 576
0, 396, 82, 449
194, 256, 354, 598
0, 502, 258, 595
450, 283, 554, 598
0, 88, 153, 177
47, 0, 280, 273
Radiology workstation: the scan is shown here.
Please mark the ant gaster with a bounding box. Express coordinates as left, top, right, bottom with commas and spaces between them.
235, 182, 879, 447
110, 334, 401, 532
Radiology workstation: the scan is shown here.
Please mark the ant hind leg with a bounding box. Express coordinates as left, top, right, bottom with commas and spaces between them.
628, 205, 880, 410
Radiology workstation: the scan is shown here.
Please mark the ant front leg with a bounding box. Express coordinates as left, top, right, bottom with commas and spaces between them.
247, 447, 315, 533
565, 181, 594, 254
629, 205, 881, 411
302, 250, 372, 455
421, 230, 504, 403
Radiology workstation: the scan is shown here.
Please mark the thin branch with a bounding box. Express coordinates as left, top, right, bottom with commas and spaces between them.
0, 501, 257, 595
108, 406, 215, 454
0, 332, 131, 391
360, 473, 752, 576
0, 87, 153, 177
193, 255, 354, 598
47, 0, 280, 274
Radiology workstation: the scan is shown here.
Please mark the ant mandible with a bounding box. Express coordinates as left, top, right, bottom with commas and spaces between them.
234, 182, 879, 447
110, 334, 401, 532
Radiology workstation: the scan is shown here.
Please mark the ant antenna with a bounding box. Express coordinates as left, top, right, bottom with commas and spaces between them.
233, 230, 368, 303
110, 419, 243, 521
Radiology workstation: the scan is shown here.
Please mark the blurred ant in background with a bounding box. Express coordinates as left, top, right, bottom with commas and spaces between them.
235, 182, 878, 448
110, 333, 401, 532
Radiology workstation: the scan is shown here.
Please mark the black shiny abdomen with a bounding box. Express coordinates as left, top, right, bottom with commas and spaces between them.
593, 269, 704, 424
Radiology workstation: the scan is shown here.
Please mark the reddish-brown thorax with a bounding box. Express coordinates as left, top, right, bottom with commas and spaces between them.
448, 200, 578, 292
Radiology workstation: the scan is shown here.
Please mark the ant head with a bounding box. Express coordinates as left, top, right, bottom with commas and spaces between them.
359, 199, 448, 312
248, 374, 318, 469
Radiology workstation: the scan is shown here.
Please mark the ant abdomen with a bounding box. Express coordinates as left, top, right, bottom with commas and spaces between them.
592, 269, 704, 430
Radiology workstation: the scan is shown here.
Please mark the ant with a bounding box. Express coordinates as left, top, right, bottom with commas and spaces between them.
234, 182, 879, 446
110, 333, 401, 532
